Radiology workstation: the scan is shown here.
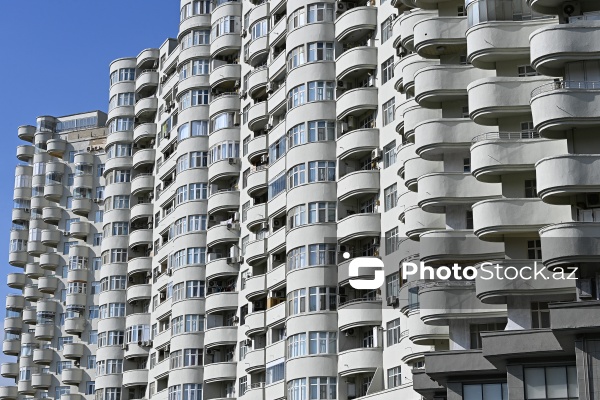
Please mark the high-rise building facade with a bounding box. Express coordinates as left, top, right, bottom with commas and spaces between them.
3, 0, 600, 400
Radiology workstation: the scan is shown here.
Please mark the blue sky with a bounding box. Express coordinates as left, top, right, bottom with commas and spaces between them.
0, 1, 179, 383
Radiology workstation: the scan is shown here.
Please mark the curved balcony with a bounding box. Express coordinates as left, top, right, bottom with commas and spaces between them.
0, 387, 17, 400
208, 159, 240, 183
210, 64, 241, 90
247, 101, 268, 131
400, 9, 437, 51
63, 343, 84, 359
417, 172, 501, 212
71, 198, 92, 216
43, 183, 63, 203
42, 206, 62, 225
245, 204, 267, 232
64, 317, 86, 335
244, 275, 266, 301
415, 118, 486, 161
40, 229, 60, 248
136, 70, 159, 92
475, 259, 575, 304
24, 286, 41, 302
338, 347, 382, 377
208, 190, 240, 214
2, 340, 20, 356
335, 7, 377, 42
247, 68, 268, 99
540, 223, 600, 268
205, 292, 238, 313
32, 348, 53, 365
203, 362, 236, 383
338, 300, 382, 330
205, 258, 239, 281
129, 228, 153, 248
415, 65, 492, 108
5, 295, 24, 310
37, 277, 58, 294
246, 169, 267, 197
468, 76, 553, 126
245, 239, 267, 266
419, 282, 506, 325
206, 224, 239, 248
414, 16, 467, 57
404, 157, 445, 192
131, 174, 154, 195
399, 55, 439, 94
22, 308, 36, 324
68, 221, 90, 239
336, 128, 379, 160
34, 324, 54, 340
25, 263, 44, 279
472, 198, 572, 241
337, 170, 379, 202
123, 369, 149, 387
16, 145, 34, 162
531, 80, 600, 137
8, 250, 28, 267
245, 348, 265, 373
204, 326, 237, 348
245, 310, 266, 336
46, 138, 69, 158
133, 123, 156, 144
336, 88, 378, 119
127, 257, 151, 276
18, 125, 35, 142
132, 148, 156, 169
407, 311, 449, 345
246, 135, 267, 164
536, 154, 600, 203
7, 273, 26, 289
419, 230, 504, 265
61, 368, 83, 385
0, 363, 18, 379
471, 132, 559, 176
40, 252, 60, 270
127, 284, 151, 303
468, 17, 556, 69
336, 47, 377, 81
3, 317, 22, 332
210, 34, 242, 58
247, 36, 269, 66
337, 213, 381, 243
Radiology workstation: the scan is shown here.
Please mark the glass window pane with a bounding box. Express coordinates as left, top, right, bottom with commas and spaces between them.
463, 385, 483, 400
525, 368, 547, 399
546, 367, 568, 399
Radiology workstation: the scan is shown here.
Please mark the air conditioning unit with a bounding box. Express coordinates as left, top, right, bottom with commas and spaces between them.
264, 123, 272, 131
337, 81, 349, 89
372, 237, 380, 246
233, 316, 239, 323
159, 292, 166, 300
272, 254, 282, 262
273, 290, 285, 298
209, 281, 217, 287
239, 90, 247, 100
586, 193, 600, 207
259, 222, 269, 231
266, 83, 274, 94
234, 112, 241, 126
272, 219, 281, 228
145, 340, 153, 347
386, 296, 399, 307
344, 328, 355, 337
232, 212, 240, 222
240, 30, 247, 38
146, 271, 152, 278
227, 222, 240, 230
228, 157, 238, 165
167, 269, 173, 276
234, 80, 241, 89
244, 339, 252, 346
122, 344, 129, 350
206, 349, 214, 355
347, 115, 355, 128
340, 122, 350, 134
562, 1, 581, 17
74, 360, 80, 367
371, 148, 383, 161
337, 1, 351, 12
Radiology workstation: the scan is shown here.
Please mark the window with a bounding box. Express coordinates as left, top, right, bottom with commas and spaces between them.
181, 29, 211, 49
308, 287, 336, 311
308, 81, 334, 101
381, 18, 392, 43
180, 89, 210, 110
309, 377, 336, 399
178, 121, 209, 141
308, 244, 336, 265
470, 323, 505, 349
288, 288, 307, 315
288, 84, 306, 109
288, 333, 307, 358
525, 179, 537, 198
527, 239, 542, 259
270, 135, 287, 164
288, 164, 306, 188
269, 172, 286, 199
308, 161, 335, 182
307, 3, 334, 22
524, 366, 577, 400
287, 45, 306, 70
288, 246, 307, 271
113, 195, 130, 209
466, 211, 474, 230
382, 98, 395, 126
266, 360, 285, 384
387, 366, 401, 388
251, 19, 268, 40
307, 43, 334, 62
288, 205, 306, 229
381, 57, 394, 84
308, 332, 336, 354
531, 302, 550, 329
87, 355, 96, 369
384, 184, 397, 211
387, 319, 401, 346
211, 15, 240, 39
288, 378, 307, 400
463, 383, 508, 400
210, 112, 236, 132
383, 141, 396, 168
239, 377, 247, 397
518, 65, 539, 77
385, 227, 399, 255
464, 158, 471, 173
208, 141, 240, 164
289, 7, 306, 29
386, 273, 399, 298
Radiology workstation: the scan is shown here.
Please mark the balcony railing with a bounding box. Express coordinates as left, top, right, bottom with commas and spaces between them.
471, 131, 540, 143
532, 80, 600, 97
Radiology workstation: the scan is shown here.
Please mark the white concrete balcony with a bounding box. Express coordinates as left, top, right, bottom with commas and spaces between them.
37, 277, 58, 294
338, 347, 382, 377
210, 34, 242, 58
336, 47, 377, 81
471, 133, 566, 183
40, 229, 60, 248
205, 292, 238, 313
61, 368, 83, 385
540, 223, 600, 268
337, 213, 381, 243
248, 101, 268, 131
128, 256, 152, 275
123, 369, 149, 387
246, 238, 267, 266
337, 128, 378, 161
467, 18, 556, 69
247, 36, 269, 66
245, 310, 266, 336
338, 299, 382, 330
203, 362, 236, 383
247, 67, 268, 99
530, 20, 600, 76
399, 54, 438, 94
3, 317, 22, 333
205, 326, 237, 348
68, 221, 90, 239
71, 198, 92, 216
131, 174, 154, 195
337, 170, 379, 201
209, 159, 241, 183
415, 118, 487, 161
5, 295, 24, 310
129, 228, 153, 249
207, 223, 239, 248
0, 363, 17, 379
42, 205, 62, 225
419, 230, 504, 265
134, 97, 158, 119
419, 282, 506, 325
245, 347, 266, 373
414, 16, 468, 58
127, 284, 151, 303
246, 169, 267, 197
472, 198, 572, 241
63, 343, 84, 359
244, 274, 266, 301
246, 134, 267, 163
468, 76, 553, 126
46, 139, 67, 158
210, 64, 241, 89
43, 183, 63, 203
209, 94, 240, 118
336, 88, 378, 120
40, 252, 60, 270
23, 308, 36, 324
135, 70, 159, 93
32, 348, 53, 365
404, 157, 444, 192
0, 386, 17, 400
18, 125, 35, 142
208, 190, 240, 214
130, 203, 153, 222
407, 311, 448, 345
64, 317, 86, 335
34, 324, 54, 340
132, 148, 155, 169
25, 263, 44, 278
475, 259, 575, 304
335, 7, 377, 42
399, 9, 437, 51
417, 172, 501, 212
7, 273, 25, 289
133, 123, 156, 144
536, 154, 600, 203
416, 65, 493, 108
531, 80, 600, 138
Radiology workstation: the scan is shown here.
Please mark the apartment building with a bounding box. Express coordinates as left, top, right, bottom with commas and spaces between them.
3, 0, 600, 400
